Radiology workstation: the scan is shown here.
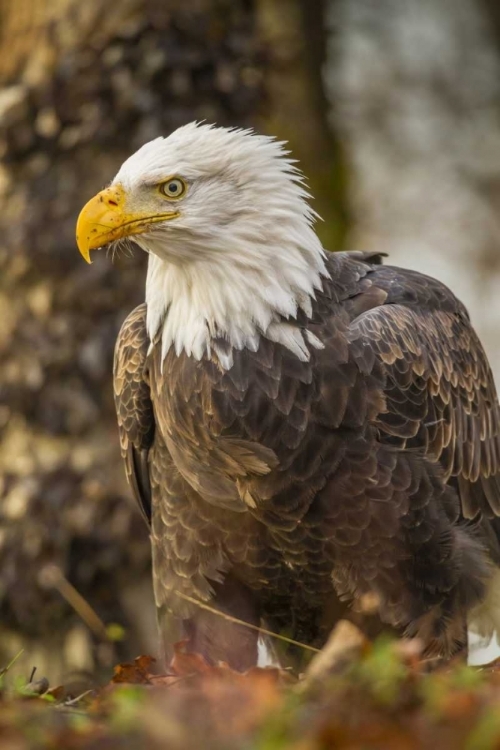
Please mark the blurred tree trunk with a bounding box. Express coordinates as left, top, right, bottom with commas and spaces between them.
480, 0, 500, 42
255, 0, 348, 251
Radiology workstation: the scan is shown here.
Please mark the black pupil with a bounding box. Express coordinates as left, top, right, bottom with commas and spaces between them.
168, 182, 179, 193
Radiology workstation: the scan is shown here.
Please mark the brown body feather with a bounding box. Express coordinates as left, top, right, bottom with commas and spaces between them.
114, 251, 500, 668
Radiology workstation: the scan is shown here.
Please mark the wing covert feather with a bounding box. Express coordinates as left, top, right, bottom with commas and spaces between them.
113, 303, 155, 523
349, 303, 500, 519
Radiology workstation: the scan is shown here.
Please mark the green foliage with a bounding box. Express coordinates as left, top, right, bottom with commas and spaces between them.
465, 707, 500, 750
353, 635, 410, 705
420, 663, 484, 718
108, 685, 147, 732
253, 691, 303, 750
106, 623, 127, 642
2, 637, 500, 749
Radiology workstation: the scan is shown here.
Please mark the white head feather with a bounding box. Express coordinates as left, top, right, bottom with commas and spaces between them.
113, 122, 328, 364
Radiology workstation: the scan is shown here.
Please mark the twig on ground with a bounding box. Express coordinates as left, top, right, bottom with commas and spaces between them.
299, 620, 367, 691
39, 564, 109, 641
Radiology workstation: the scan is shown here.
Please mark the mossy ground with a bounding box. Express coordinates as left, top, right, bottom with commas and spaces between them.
2, 631, 500, 750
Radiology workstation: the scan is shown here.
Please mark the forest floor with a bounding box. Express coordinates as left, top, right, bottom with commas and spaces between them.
2, 621, 500, 750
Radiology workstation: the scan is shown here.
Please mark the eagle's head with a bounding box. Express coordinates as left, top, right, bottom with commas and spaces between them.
77, 122, 327, 362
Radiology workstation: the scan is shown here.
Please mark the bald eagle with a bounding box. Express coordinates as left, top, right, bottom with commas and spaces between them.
77, 122, 500, 670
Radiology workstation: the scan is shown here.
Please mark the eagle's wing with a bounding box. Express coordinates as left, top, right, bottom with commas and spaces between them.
348, 298, 500, 520
113, 303, 154, 524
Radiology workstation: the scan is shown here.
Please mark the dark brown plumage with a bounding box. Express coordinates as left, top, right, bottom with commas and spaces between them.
114, 250, 500, 668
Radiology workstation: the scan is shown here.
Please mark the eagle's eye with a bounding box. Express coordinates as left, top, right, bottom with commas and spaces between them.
159, 178, 186, 200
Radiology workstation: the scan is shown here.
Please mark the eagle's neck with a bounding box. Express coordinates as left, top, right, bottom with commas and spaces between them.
145, 234, 327, 367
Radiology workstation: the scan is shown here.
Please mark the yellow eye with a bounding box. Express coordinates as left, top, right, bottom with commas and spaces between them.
159, 178, 186, 199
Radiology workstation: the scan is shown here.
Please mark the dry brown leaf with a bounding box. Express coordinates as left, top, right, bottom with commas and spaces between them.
168, 641, 212, 677
111, 654, 156, 685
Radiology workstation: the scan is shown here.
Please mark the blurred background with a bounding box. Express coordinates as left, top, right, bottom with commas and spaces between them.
1, 0, 500, 683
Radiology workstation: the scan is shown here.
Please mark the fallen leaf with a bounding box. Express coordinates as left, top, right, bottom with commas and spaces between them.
169, 641, 211, 677
111, 654, 156, 685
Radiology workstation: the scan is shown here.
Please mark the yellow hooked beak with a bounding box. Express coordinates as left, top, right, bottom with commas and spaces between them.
76, 184, 179, 263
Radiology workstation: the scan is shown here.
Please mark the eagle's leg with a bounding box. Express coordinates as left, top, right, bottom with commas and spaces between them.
182, 575, 260, 670
158, 575, 260, 672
